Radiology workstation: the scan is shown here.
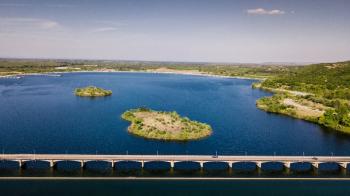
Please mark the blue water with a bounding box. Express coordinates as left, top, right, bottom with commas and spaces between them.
1, 180, 350, 195
0, 72, 349, 156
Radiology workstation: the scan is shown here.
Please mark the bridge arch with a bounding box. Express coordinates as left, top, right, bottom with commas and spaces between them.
318, 162, 341, 172
143, 161, 171, 170
20, 160, 51, 169
55, 160, 83, 170
260, 161, 285, 172
0, 160, 21, 169
290, 162, 313, 172
173, 161, 201, 170
232, 161, 257, 172
203, 161, 229, 170
84, 160, 113, 170
115, 161, 142, 170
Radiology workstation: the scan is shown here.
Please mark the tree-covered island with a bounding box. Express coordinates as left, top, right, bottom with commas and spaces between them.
75, 86, 112, 97
121, 108, 212, 141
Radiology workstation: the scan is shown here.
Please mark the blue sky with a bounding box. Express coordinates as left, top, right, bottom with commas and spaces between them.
0, 0, 349, 63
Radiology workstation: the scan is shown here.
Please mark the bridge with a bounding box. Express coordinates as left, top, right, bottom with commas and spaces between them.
1, 154, 349, 169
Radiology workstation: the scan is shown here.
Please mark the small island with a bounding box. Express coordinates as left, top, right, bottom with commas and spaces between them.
74, 86, 112, 97
121, 108, 212, 141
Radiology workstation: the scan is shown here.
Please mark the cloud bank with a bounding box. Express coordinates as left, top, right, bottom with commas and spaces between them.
247, 8, 285, 15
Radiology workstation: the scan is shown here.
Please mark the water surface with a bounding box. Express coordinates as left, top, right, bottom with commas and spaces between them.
1, 179, 350, 195
0, 72, 349, 156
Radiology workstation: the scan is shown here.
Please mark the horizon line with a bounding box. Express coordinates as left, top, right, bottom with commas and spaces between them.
0, 56, 329, 65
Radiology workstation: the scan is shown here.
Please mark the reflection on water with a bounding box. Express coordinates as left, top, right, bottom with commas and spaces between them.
1, 179, 350, 195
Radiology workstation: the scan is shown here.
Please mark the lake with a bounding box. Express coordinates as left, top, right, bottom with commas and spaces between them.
1, 179, 350, 195
0, 72, 349, 156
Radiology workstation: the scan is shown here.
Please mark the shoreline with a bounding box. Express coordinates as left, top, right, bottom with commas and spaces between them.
254, 85, 350, 134
0, 69, 264, 80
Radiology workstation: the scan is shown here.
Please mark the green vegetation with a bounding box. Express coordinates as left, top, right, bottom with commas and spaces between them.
197, 65, 289, 79
255, 61, 350, 133
0, 58, 290, 79
318, 102, 350, 132
121, 108, 212, 141
257, 93, 296, 116
260, 61, 350, 100
256, 93, 320, 122
75, 86, 112, 97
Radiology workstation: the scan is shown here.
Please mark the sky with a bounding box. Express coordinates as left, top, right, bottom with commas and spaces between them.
0, 0, 349, 63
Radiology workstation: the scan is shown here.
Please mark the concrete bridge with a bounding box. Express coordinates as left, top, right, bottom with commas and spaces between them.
1, 154, 349, 170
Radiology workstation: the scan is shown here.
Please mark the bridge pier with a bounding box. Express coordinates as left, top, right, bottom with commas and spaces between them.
198, 161, 205, 168
18, 160, 23, 168
80, 160, 85, 168
110, 160, 115, 168
312, 162, 319, 169
49, 160, 56, 168
283, 162, 292, 174
284, 162, 291, 168
226, 161, 235, 168
340, 162, 348, 169
170, 161, 175, 168
141, 161, 144, 168
256, 161, 262, 168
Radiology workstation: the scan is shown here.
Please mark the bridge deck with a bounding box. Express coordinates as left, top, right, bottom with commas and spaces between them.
1, 154, 349, 163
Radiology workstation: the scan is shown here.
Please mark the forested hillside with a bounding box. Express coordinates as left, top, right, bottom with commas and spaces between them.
261, 61, 350, 100
257, 61, 350, 133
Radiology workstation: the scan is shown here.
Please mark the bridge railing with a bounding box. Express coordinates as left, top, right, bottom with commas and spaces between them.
0, 154, 349, 169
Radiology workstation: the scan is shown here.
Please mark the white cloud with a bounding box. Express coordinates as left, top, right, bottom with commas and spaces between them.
90, 20, 126, 33
91, 27, 118, 33
0, 17, 60, 30
247, 8, 285, 15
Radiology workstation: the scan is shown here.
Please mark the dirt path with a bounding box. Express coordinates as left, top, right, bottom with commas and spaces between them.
283, 98, 324, 117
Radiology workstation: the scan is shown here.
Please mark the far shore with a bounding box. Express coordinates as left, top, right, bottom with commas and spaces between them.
0, 68, 264, 80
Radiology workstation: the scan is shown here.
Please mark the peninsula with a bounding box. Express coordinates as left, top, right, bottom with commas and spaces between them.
75, 86, 112, 97
254, 61, 350, 133
121, 108, 212, 141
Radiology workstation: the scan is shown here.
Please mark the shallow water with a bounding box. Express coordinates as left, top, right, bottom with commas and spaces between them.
0, 72, 349, 156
